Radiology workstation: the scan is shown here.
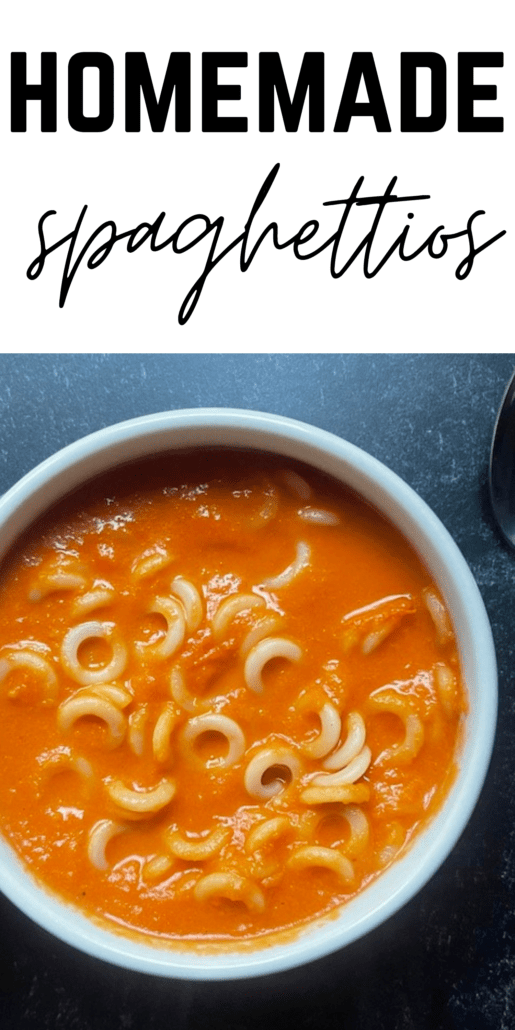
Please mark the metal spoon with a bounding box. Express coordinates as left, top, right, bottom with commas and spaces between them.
489, 369, 515, 550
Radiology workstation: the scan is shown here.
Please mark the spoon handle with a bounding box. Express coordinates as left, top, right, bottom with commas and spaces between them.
489, 369, 515, 549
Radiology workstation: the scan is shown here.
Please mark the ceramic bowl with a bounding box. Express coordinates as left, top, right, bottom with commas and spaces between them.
0, 409, 497, 979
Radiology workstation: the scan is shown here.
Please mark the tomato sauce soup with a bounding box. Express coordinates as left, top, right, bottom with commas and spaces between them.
0, 450, 466, 946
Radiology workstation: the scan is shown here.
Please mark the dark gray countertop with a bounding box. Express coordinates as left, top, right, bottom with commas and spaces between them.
0, 352, 514, 1030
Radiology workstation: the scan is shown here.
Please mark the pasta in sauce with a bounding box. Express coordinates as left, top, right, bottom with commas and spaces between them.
0, 450, 466, 946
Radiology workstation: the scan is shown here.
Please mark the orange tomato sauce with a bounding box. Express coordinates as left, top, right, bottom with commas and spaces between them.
0, 449, 466, 946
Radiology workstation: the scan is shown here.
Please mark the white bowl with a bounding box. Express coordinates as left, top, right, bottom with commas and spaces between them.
0, 408, 497, 980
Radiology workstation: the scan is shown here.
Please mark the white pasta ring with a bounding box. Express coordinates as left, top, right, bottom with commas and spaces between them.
166, 824, 230, 861
169, 666, 208, 714
29, 568, 88, 603
57, 692, 127, 749
287, 845, 354, 882
170, 577, 203, 634
340, 805, 370, 856
423, 587, 453, 645
0, 649, 59, 706
245, 816, 291, 855
35, 747, 94, 796
239, 615, 282, 659
380, 714, 425, 766
211, 593, 265, 641
236, 478, 278, 531
87, 819, 127, 871
71, 585, 116, 619
106, 777, 176, 816
180, 713, 246, 769
60, 621, 128, 686
311, 745, 372, 786
297, 507, 340, 526
136, 597, 185, 659
434, 662, 459, 718
244, 637, 302, 694
367, 691, 425, 765
260, 541, 311, 591
301, 702, 342, 760
276, 469, 312, 500
152, 702, 178, 763
299, 782, 371, 806
298, 804, 370, 858
193, 872, 265, 913
127, 704, 149, 757
244, 746, 302, 800
131, 548, 173, 581
323, 711, 367, 771
141, 854, 175, 883
79, 681, 133, 709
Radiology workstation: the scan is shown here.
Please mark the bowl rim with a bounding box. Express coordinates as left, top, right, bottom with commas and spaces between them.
0, 407, 498, 980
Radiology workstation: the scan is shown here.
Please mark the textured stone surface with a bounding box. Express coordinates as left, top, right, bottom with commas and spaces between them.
0, 352, 514, 1029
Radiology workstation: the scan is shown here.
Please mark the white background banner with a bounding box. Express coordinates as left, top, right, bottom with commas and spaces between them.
2, 1, 512, 353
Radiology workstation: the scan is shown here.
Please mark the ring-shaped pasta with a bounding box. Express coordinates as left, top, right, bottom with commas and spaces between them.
301, 702, 341, 760
297, 507, 340, 526
106, 777, 176, 816
142, 854, 175, 882
87, 819, 126, 871
323, 711, 366, 770
57, 692, 127, 749
36, 748, 94, 794
287, 845, 354, 882
236, 479, 278, 532
180, 714, 246, 769
211, 593, 265, 642
381, 714, 425, 765
193, 872, 265, 913
131, 549, 173, 580
256, 486, 278, 528
300, 783, 371, 805
245, 816, 291, 854
239, 615, 282, 659
341, 594, 415, 654
71, 586, 116, 619
423, 587, 453, 645
127, 704, 148, 757
244, 746, 302, 800
276, 469, 311, 500
261, 541, 311, 591
0, 649, 59, 706
244, 637, 302, 694
378, 822, 407, 867
170, 577, 203, 634
166, 824, 230, 861
434, 662, 459, 718
152, 702, 179, 763
60, 621, 128, 686
341, 805, 370, 856
244, 816, 292, 884
76, 681, 133, 709
29, 571, 88, 603
361, 618, 403, 656
136, 597, 185, 660
368, 692, 425, 765
311, 745, 372, 786
299, 804, 370, 857
169, 666, 207, 714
